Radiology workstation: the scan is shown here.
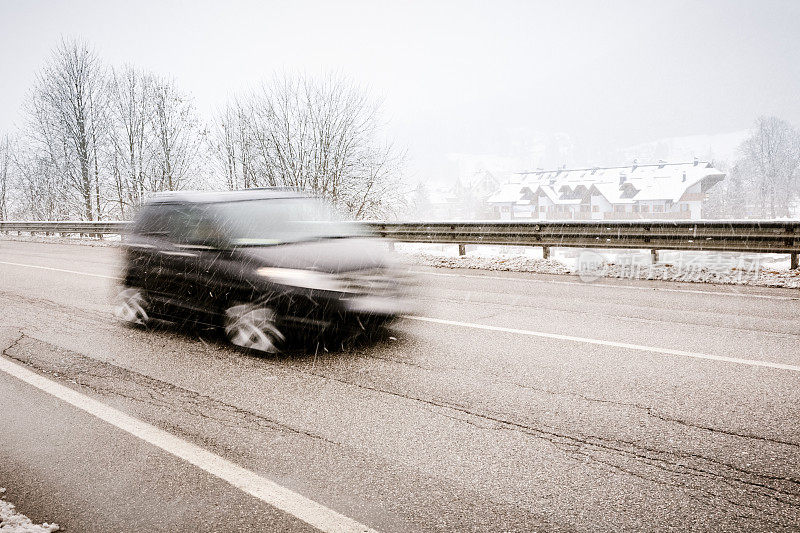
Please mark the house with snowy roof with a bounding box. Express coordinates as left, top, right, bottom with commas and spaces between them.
486, 160, 725, 220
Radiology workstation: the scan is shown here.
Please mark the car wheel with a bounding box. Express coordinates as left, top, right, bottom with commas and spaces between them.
224, 304, 284, 353
114, 288, 150, 326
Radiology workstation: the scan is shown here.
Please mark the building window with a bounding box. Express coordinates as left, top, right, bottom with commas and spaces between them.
614, 205, 625, 213
653, 204, 664, 213
580, 204, 590, 212
680, 203, 690, 212
632, 205, 640, 213
641, 205, 649, 213
540, 206, 546, 212
592, 205, 599, 212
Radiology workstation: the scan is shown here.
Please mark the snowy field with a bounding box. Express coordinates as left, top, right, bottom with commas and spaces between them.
0, 489, 59, 533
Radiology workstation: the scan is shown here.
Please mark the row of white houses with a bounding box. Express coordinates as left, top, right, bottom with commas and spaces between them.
486, 161, 725, 220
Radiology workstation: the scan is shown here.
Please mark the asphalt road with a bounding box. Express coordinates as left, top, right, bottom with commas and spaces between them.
1, 239, 799, 532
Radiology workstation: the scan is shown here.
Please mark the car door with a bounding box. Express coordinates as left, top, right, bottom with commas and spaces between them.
135, 202, 199, 319
169, 204, 230, 323
125, 205, 163, 290
128, 203, 187, 309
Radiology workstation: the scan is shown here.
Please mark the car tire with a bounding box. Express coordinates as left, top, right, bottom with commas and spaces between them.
114, 288, 150, 326
223, 304, 284, 354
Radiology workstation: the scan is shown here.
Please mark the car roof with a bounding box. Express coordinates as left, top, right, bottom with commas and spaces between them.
146, 188, 309, 205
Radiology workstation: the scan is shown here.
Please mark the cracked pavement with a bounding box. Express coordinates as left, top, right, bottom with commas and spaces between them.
1, 239, 799, 531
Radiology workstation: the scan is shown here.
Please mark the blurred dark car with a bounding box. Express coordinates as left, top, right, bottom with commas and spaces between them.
114, 189, 412, 353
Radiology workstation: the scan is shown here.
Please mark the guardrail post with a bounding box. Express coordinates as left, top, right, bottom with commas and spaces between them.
651, 249, 659, 263
791, 252, 799, 270
542, 246, 550, 259
458, 244, 466, 256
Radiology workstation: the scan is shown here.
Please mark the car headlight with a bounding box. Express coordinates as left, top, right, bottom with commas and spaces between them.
256, 267, 346, 292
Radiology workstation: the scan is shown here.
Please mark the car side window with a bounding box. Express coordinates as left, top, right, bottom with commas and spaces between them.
133, 206, 167, 237
134, 204, 191, 243
181, 206, 229, 247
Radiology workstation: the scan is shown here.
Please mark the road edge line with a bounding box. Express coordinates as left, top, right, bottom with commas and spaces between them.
0, 261, 120, 280
0, 355, 376, 533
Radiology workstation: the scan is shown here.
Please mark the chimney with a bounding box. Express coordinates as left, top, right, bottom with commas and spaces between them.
619, 172, 627, 186
693, 157, 699, 166
682, 171, 686, 182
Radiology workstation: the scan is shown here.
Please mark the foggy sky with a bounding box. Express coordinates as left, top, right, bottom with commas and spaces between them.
1, 0, 799, 182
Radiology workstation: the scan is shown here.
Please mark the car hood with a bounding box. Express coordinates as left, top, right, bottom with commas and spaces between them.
233, 237, 393, 273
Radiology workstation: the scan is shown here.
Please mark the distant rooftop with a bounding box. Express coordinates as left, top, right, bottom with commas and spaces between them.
488, 160, 725, 205
517, 160, 714, 175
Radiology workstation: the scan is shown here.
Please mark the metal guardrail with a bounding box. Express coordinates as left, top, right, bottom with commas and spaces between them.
2, 219, 799, 268
368, 220, 800, 252
0, 220, 130, 234
370, 220, 800, 268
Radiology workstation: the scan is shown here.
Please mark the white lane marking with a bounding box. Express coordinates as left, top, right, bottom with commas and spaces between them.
0, 260, 120, 280
0, 356, 376, 533
410, 269, 800, 301
404, 315, 800, 373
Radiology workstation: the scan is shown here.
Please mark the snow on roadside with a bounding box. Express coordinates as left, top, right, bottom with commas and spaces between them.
0, 490, 59, 533
0, 234, 119, 247
404, 251, 572, 275
403, 251, 800, 289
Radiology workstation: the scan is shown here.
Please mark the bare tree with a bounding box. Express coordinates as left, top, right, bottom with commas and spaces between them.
703, 160, 749, 219
211, 99, 256, 190
0, 135, 10, 220
213, 73, 405, 218
149, 78, 204, 192
739, 116, 800, 218
104, 70, 207, 217
25, 37, 108, 220
107, 65, 154, 218
11, 42, 403, 220
9, 134, 67, 220
409, 181, 433, 220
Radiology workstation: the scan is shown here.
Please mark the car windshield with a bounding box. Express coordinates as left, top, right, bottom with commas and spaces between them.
203, 197, 367, 246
